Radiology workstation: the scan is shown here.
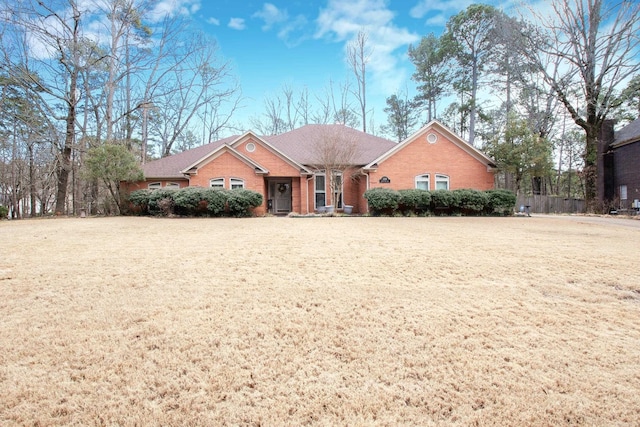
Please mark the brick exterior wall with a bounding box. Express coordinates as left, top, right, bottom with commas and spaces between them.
368, 129, 494, 192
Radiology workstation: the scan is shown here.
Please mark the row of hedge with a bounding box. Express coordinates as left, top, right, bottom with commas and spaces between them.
126, 187, 263, 217
363, 188, 516, 216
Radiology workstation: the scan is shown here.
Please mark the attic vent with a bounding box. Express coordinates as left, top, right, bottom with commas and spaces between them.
246, 142, 256, 153
427, 133, 438, 144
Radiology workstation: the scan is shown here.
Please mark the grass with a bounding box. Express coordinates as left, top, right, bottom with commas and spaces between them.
1, 216, 639, 426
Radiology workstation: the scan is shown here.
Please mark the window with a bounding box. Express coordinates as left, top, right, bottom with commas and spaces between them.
166, 182, 180, 189
148, 182, 161, 190
230, 178, 245, 189
435, 174, 449, 190
415, 174, 430, 190
315, 174, 326, 208
210, 178, 224, 189
620, 185, 628, 200
246, 142, 256, 153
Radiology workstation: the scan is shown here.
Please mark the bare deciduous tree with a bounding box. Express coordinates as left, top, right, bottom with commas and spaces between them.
313, 126, 359, 209
524, 0, 640, 207
346, 30, 371, 133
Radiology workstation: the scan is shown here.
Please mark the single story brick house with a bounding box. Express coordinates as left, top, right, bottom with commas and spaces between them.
126, 120, 497, 215
598, 117, 640, 211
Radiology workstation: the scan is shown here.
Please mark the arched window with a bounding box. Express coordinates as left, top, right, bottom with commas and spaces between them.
435, 174, 449, 190
230, 178, 245, 189
166, 182, 180, 189
415, 174, 430, 190
210, 178, 224, 189
148, 182, 161, 190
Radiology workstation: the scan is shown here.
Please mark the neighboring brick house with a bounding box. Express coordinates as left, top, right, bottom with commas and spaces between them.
598, 118, 640, 211
127, 121, 497, 215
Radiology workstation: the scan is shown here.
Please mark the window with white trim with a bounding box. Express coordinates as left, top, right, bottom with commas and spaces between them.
620, 185, 628, 200
166, 182, 180, 189
230, 178, 245, 189
435, 174, 449, 190
148, 182, 161, 190
210, 178, 224, 189
415, 174, 430, 190
315, 174, 326, 208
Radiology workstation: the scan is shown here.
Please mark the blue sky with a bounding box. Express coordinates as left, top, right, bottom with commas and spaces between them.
167, 0, 516, 132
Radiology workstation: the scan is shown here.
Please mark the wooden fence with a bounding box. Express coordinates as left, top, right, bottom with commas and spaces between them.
516, 195, 585, 214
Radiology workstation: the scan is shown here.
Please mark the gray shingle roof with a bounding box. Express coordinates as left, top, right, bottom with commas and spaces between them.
142, 135, 237, 178
142, 125, 396, 179
614, 117, 640, 147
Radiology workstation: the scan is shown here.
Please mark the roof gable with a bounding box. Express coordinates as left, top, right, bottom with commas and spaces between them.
231, 131, 311, 174
181, 143, 268, 175
364, 120, 496, 170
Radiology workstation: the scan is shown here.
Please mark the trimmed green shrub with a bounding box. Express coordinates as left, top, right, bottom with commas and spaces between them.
485, 189, 517, 215
363, 187, 401, 216
430, 189, 460, 215
173, 187, 208, 216
398, 189, 432, 215
0, 205, 8, 219
147, 189, 177, 215
226, 189, 264, 217
203, 188, 229, 216
454, 189, 489, 215
127, 190, 152, 215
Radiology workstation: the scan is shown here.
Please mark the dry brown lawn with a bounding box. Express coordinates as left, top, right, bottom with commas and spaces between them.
1, 215, 639, 426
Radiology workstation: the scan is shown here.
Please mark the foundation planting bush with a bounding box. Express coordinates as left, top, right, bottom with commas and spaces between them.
127, 189, 152, 215
0, 205, 8, 219
147, 189, 177, 215
173, 187, 209, 216
203, 188, 230, 216
363, 188, 401, 216
225, 189, 264, 217
430, 189, 460, 215
485, 189, 517, 215
398, 189, 432, 216
454, 189, 490, 215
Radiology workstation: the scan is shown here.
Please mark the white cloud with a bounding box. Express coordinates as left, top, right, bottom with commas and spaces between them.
228, 18, 246, 30
207, 17, 220, 26
148, 0, 201, 22
252, 3, 308, 46
253, 3, 287, 30
315, 0, 420, 95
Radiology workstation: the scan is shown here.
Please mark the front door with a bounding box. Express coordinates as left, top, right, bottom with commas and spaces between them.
269, 179, 292, 214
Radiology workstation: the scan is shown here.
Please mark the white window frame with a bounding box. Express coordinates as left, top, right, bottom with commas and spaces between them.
210, 178, 225, 189
230, 178, 245, 189
435, 174, 449, 190
165, 182, 180, 189
314, 173, 326, 208
620, 185, 628, 200
148, 182, 161, 190
415, 174, 430, 190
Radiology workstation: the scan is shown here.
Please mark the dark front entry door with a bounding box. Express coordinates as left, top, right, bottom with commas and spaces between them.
269, 179, 292, 214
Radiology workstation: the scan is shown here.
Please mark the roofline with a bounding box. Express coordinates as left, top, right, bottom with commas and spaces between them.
180, 142, 269, 175
611, 137, 639, 149
363, 120, 497, 170
231, 131, 313, 175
